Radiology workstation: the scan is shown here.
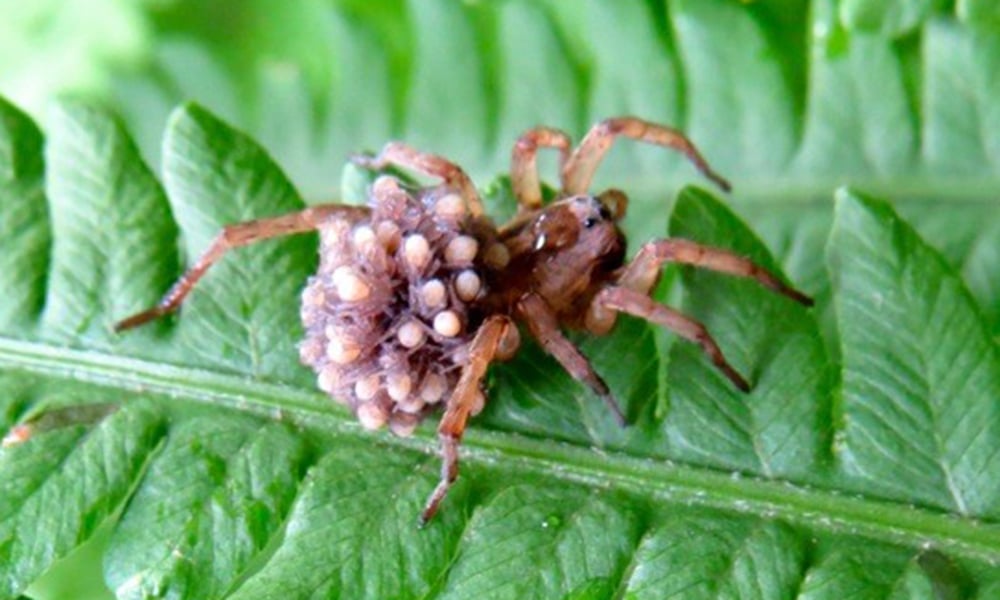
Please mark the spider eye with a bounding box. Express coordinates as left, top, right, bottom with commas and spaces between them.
583, 217, 598, 229
598, 204, 613, 220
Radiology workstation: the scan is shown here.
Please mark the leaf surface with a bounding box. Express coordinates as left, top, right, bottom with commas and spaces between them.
829, 189, 1000, 517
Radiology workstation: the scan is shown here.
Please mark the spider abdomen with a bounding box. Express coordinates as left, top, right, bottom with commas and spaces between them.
297, 176, 504, 436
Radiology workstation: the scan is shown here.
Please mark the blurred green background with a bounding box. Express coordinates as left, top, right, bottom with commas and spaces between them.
6, 0, 997, 198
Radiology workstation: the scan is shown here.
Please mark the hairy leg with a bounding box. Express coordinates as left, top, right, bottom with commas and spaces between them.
422, 315, 513, 524
353, 142, 484, 217
510, 126, 572, 212
517, 293, 625, 426
114, 204, 369, 331
620, 239, 813, 302
588, 238, 813, 335
562, 117, 731, 194
593, 286, 750, 392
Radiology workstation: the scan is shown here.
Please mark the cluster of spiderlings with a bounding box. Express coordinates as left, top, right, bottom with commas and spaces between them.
298, 176, 511, 437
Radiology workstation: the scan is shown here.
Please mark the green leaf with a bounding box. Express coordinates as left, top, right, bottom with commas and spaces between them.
794, 0, 918, 179
0, 97, 47, 334
159, 104, 316, 379
0, 381, 163, 599
922, 19, 1000, 177
434, 486, 640, 599
828, 189, 1000, 517
227, 446, 468, 599
839, 0, 944, 36
402, 0, 491, 167
104, 416, 308, 600
622, 517, 807, 598
669, 0, 800, 179
958, 0, 1000, 27
662, 188, 832, 480
41, 101, 178, 346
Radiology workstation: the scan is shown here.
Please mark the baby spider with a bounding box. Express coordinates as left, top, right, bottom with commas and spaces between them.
116, 117, 813, 524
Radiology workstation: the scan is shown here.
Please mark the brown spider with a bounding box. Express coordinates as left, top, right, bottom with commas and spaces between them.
116, 117, 812, 524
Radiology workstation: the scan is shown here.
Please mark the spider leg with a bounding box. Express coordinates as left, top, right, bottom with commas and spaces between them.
510, 126, 572, 212
594, 286, 750, 392
623, 239, 813, 303
422, 315, 513, 525
114, 204, 369, 331
353, 142, 484, 217
561, 117, 731, 195
589, 238, 812, 335
517, 293, 626, 426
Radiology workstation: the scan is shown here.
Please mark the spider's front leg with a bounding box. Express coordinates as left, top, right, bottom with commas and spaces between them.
587, 239, 813, 391
510, 126, 571, 212
594, 286, 750, 392
353, 142, 484, 217
422, 315, 514, 525
562, 117, 732, 194
613, 239, 814, 308
114, 204, 369, 331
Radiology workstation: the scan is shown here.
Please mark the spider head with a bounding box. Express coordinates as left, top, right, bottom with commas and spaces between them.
522, 190, 628, 278
533, 188, 624, 241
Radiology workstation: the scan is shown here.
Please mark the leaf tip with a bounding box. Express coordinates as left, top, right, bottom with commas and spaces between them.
165, 101, 228, 142
833, 186, 901, 231
676, 183, 723, 205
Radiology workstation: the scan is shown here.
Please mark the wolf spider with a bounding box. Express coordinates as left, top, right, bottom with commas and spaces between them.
117, 117, 812, 523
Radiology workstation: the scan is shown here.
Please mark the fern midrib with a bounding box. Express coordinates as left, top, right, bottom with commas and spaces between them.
1, 335, 998, 563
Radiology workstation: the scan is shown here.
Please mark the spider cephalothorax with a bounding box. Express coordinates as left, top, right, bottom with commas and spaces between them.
117, 117, 812, 524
